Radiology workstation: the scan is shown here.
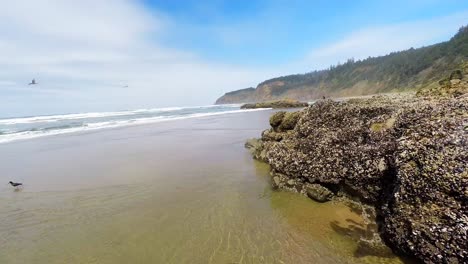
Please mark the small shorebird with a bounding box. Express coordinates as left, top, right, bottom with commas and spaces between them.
28, 79, 37, 85
9, 181, 23, 188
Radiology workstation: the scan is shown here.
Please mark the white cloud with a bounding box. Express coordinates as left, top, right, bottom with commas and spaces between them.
1, 0, 158, 47
305, 11, 468, 69
0, 0, 277, 116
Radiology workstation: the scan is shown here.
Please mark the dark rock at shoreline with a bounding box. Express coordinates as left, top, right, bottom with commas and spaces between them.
356, 239, 396, 258
269, 111, 286, 128
305, 184, 333, 202
279, 111, 302, 131
381, 98, 468, 263
240, 99, 309, 109
245, 138, 267, 161
245, 71, 468, 262
269, 111, 303, 132
245, 138, 262, 150
264, 98, 401, 204
261, 129, 284, 142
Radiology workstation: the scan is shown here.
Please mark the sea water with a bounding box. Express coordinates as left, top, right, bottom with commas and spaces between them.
0, 105, 266, 143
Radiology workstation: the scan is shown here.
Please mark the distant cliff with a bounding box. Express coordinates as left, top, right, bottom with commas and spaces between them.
215, 25, 468, 104
215, 87, 255, 104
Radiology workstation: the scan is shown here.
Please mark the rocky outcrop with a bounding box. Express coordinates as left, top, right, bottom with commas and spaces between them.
417, 63, 468, 98
240, 99, 308, 109
265, 98, 400, 203
246, 71, 468, 263
304, 183, 334, 202
381, 98, 467, 263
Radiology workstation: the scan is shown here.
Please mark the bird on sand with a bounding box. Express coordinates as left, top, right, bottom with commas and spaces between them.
28, 79, 37, 85
9, 181, 23, 188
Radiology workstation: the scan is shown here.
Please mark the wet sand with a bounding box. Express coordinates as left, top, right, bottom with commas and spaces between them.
0, 110, 406, 263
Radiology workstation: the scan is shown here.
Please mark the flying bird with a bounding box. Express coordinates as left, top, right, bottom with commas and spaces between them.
9, 181, 23, 188
28, 79, 37, 85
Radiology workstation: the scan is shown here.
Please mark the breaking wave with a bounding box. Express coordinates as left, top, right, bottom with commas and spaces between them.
0, 105, 264, 144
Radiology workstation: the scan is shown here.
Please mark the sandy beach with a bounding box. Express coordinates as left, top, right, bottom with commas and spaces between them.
0, 110, 406, 264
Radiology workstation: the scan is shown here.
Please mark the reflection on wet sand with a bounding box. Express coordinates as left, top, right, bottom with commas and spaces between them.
269, 191, 409, 264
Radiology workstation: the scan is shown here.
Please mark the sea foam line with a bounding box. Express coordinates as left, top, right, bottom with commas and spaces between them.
0, 104, 242, 125
0, 108, 270, 144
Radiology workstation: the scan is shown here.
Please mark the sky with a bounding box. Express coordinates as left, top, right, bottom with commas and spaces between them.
0, 0, 467, 117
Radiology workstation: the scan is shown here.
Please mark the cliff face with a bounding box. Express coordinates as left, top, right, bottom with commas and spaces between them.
246, 67, 468, 263
216, 26, 468, 104
215, 87, 255, 104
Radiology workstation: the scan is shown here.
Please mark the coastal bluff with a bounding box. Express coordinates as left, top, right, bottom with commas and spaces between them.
215, 26, 468, 105
215, 87, 255, 104
246, 67, 468, 263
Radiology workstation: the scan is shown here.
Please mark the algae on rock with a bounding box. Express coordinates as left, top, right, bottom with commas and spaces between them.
245, 77, 468, 263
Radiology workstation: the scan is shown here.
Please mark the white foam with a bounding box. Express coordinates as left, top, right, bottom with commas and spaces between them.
0, 108, 270, 144
0, 105, 231, 125
0, 111, 131, 125
131, 107, 183, 113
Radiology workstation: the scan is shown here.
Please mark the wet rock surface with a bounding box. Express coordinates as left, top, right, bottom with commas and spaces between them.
305, 184, 334, 202
246, 69, 468, 263
381, 98, 468, 263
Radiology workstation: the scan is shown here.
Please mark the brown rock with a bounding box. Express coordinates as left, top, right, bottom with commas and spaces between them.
305, 184, 333, 202
269, 111, 286, 128
247, 91, 468, 263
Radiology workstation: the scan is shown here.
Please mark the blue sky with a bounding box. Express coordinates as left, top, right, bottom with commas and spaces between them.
145, 0, 468, 65
0, 0, 467, 117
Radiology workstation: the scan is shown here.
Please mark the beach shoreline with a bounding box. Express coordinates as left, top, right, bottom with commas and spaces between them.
0, 105, 268, 145
0, 109, 407, 264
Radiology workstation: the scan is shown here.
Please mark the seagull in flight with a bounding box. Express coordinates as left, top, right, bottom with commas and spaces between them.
28, 79, 37, 85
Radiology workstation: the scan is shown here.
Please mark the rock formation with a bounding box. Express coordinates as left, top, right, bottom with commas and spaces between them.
240, 99, 309, 109
417, 62, 468, 98
246, 68, 468, 263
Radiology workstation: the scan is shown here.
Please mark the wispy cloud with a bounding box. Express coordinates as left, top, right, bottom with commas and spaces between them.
305, 11, 468, 69
0, 0, 278, 116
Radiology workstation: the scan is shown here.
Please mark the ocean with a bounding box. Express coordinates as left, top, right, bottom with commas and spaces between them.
0, 104, 267, 144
